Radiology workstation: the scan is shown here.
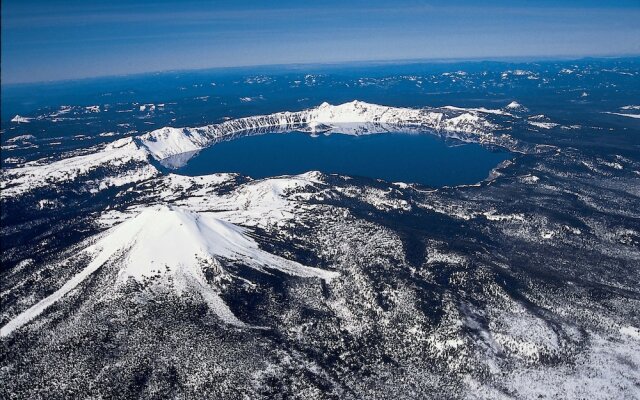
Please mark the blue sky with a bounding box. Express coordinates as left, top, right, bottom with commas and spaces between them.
2, 0, 640, 84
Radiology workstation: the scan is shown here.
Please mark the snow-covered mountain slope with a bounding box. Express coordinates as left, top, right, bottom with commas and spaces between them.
138, 100, 501, 161
3, 61, 640, 399
1, 100, 511, 199
0, 137, 157, 198
10, 115, 32, 123
104, 205, 336, 282
505, 101, 529, 112
0, 205, 337, 336
3, 146, 640, 397
162, 171, 326, 228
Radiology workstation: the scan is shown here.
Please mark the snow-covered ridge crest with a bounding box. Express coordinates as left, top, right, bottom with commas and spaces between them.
0, 205, 337, 336
11, 115, 32, 123
1, 101, 503, 199
138, 100, 499, 161
1, 137, 156, 198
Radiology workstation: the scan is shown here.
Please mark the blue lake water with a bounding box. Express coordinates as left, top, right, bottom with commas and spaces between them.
177, 132, 512, 187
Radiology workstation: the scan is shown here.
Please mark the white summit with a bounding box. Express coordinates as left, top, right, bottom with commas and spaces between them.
505, 101, 528, 112
10, 115, 32, 123
0, 205, 337, 336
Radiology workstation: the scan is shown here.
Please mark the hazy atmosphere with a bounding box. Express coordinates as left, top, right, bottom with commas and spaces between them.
2, 0, 640, 83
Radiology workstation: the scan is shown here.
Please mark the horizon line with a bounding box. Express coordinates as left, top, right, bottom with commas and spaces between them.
3, 52, 639, 87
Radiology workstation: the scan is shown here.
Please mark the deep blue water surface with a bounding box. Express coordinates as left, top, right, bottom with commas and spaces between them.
177, 132, 512, 187
3, 58, 639, 168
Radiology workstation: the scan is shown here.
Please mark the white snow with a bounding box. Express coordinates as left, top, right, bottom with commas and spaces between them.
620, 326, 640, 340
170, 172, 325, 229
11, 115, 31, 123
0, 205, 337, 336
138, 104, 156, 112
529, 121, 559, 129
506, 101, 520, 109
484, 331, 640, 399
5, 134, 36, 143
505, 101, 528, 112
501, 70, 536, 79
138, 126, 210, 160
483, 211, 525, 222
512, 70, 532, 76
1, 100, 504, 199
443, 105, 512, 116
0, 232, 127, 337
603, 112, 640, 119
107, 205, 337, 283
0, 138, 156, 198
137, 100, 499, 162
49, 106, 73, 118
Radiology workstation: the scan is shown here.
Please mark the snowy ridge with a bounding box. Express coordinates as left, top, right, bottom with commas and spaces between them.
166, 171, 326, 229
1, 101, 504, 199
10, 115, 32, 123
138, 100, 499, 161
603, 112, 640, 119
443, 105, 513, 116
0, 205, 337, 336
0, 138, 156, 198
